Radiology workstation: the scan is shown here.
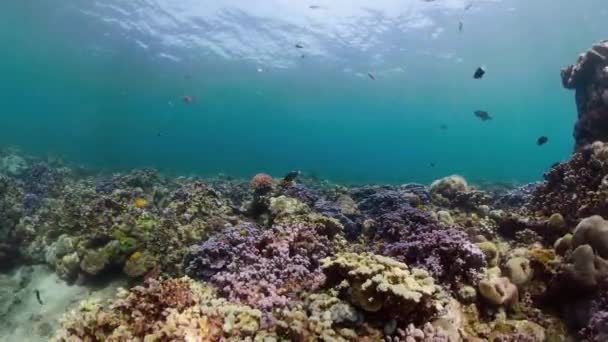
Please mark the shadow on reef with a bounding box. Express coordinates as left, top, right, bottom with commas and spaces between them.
3, 40, 608, 341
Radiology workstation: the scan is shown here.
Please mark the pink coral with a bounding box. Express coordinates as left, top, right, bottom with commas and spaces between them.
250, 173, 273, 192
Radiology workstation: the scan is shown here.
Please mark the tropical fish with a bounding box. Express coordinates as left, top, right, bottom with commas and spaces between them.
473, 67, 486, 79
537, 136, 549, 146
35, 289, 43, 305
283, 170, 301, 183
368, 72, 376, 80
474, 110, 492, 121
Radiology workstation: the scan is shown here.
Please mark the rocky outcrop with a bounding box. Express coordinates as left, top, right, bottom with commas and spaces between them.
561, 40, 608, 150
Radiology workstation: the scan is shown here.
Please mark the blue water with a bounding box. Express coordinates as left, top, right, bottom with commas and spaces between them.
1, 0, 607, 184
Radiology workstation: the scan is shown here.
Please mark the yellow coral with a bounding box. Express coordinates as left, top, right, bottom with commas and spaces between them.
529, 248, 557, 275
134, 198, 148, 209
129, 251, 143, 262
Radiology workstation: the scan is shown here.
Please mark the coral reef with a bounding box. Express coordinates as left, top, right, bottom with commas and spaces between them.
381, 228, 486, 291
321, 252, 445, 324
187, 221, 334, 315
561, 40, 608, 150
529, 142, 608, 224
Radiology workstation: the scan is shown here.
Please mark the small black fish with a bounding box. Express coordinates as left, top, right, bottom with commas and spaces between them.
474, 110, 492, 121
368, 72, 376, 80
309, 5, 321, 9
182, 96, 195, 104
295, 44, 304, 49
550, 162, 560, 169
283, 170, 301, 183
465, 3, 473, 10
473, 67, 486, 79
458, 21, 463, 33
430, 162, 436, 167
439, 124, 448, 130
537, 136, 549, 146
35, 289, 43, 305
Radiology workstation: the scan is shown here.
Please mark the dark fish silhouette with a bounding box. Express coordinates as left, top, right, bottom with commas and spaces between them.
474, 110, 492, 121
473, 67, 486, 79
465, 3, 473, 10
439, 124, 448, 130
550, 162, 560, 169
368, 73, 376, 80
35, 289, 43, 305
537, 136, 549, 146
459, 21, 464, 32
283, 170, 301, 183
295, 44, 304, 49
430, 162, 436, 167
309, 5, 321, 9
182, 96, 195, 104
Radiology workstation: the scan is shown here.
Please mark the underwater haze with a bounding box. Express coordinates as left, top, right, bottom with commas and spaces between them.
1, 0, 607, 184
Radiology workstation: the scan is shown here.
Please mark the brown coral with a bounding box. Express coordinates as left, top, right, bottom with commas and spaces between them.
561, 40, 608, 150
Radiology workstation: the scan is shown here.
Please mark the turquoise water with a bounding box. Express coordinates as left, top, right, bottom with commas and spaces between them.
1, 0, 606, 184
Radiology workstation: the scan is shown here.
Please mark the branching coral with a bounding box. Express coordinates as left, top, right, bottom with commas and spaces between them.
380, 228, 486, 290
187, 222, 333, 313
582, 287, 608, 342
529, 142, 608, 224
53, 277, 266, 341
250, 173, 273, 193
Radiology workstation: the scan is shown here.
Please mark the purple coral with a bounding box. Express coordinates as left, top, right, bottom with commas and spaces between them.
349, 186, 435, 241
314, 198, 361, 238
372, 205, 435, 242
187, 222, 331, 314
281, 183, 318, 206
582, 289, 608, 341
353, 187, 410, 216
381, 228, 486, 289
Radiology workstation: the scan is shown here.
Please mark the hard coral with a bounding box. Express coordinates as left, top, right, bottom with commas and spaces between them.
187, 222, 332, 313
529, 142, 608, 224
561, 40, 608, 150
381, 228, 486, 290
250, 173, 273, 193
582, 288, 608, 341
53, 277, 266, 341
112, 277, 196, 336
321, 252, 444, 324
